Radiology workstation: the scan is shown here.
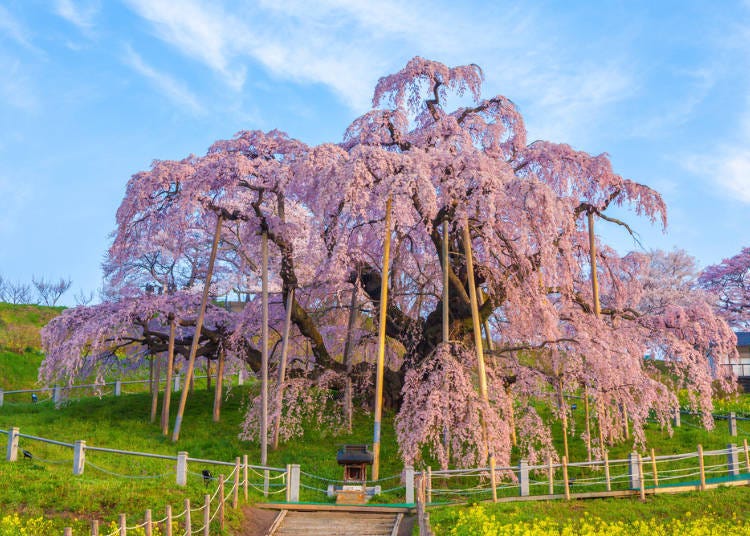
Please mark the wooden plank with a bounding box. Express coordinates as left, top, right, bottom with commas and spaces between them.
265, 509, 287, 536
259, 503, 413, 514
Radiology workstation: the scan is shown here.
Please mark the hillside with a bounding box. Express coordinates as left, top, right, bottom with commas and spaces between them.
0, 302, 63, 390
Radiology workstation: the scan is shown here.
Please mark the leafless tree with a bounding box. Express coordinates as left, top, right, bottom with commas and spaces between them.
6, 280, 33, 304
32, 275, 72, 306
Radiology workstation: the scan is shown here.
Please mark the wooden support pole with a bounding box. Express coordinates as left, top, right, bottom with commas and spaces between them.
604, 452, 611, 491
624, 406, 630, 440
343, 286, 357, 434
203, 494, 210, 536
463, 218, 491, 461
372, 197, 392, 482
233, 458, 240, 509
562, 456, 570, 500
119, 513, 126, 536
588, 211, 601, 317
650, 448, 659, 487
243, 454, 249, 502
261, 230, 269, 467
145, 509, 152, 536
548, 455, 554, 495
559, 380, 569, 462
150, 356, 162, 424
172, 213, 223, 442
489, 455, 498, 502
212, 349, 226, 422
744, 438, 750, 472
184, 499, 191, 534
584, 387, 591, 463
64, 528, 72, 536
426, 466, 433, 504
441, 218, 449, 344
273, 288, 296, 448
638, 454, 646, 501
698, 444, 706, 491
219, 474, 225, 530
165, 505, 172, 536
161, 318, 175, 435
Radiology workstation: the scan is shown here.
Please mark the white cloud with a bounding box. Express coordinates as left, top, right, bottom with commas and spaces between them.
54, 0, 99, 32
0, 5, 39, 52
122, 45, 204, 114
122, 0, 637, 127
123, 0, 246, 90
0, 55, 39, 111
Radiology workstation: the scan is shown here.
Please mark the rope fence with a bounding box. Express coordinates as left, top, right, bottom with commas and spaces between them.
0, 371, 245, 408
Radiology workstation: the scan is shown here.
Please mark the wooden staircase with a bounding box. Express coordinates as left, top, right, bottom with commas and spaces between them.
268, 510, 403, 535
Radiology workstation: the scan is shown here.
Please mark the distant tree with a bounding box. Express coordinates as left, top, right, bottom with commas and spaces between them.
5, 280, 32, 305
699, 247, 750, 329
74, 289, 95, 306
32, 276, 72, 306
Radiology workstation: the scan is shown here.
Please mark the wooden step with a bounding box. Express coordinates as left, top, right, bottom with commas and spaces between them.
271, 510, 400, 535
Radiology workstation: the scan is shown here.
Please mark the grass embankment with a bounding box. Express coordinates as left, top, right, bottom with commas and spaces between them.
3, 302, 750, 534
0, 382, 403, 534
0, 303, 62, 390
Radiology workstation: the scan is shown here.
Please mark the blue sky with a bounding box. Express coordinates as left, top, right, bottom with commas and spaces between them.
1, 0, 748, 305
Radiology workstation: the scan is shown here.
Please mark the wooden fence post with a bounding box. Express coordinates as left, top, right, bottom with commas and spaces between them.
547, 455, 554, 495
637, 454, 646, 501
165, 504, 172, 536
73, 440, 86, 475
6, 427, 19, 462
604, 451, 611, 492
673, 407, 681, 428
114, 380, 122, 397
744, 439, 750, 472
219, 474, 225, 530
203, 494, 210, 536
53, 385, 62, 406
233, 458, 240, 509
288, 464, 300, 502
243, 454, 249, 502
416, 474, 432, 536
184, 499, 191, 534
64, 528, 72, 536
728, 444, 740, 476
145, 509, 152, 536
405, 466, 415, 504
562, 456, 570, 500
698, 444, 706, 491
0, 389, 4, 407
91, 519, 99, 536
176, 451, 188, 486
490, 456, 498, 502
426, 466, 432, 504
729, 412, 738, 437
650, 448, 658, 487
518, 459, 529, 497
628, 452, 639, 489
119, 513, 126, 536
174, 373, 181, 393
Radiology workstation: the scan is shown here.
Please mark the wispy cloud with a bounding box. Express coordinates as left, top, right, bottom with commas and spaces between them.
122, 0, 637, 128
54, 0, 99, 32
122, 44, 204, 114
0, 55, 39, 111
0, 5, 39, 52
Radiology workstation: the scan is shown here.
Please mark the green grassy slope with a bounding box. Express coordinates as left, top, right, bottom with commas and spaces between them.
0, 302, 62, 390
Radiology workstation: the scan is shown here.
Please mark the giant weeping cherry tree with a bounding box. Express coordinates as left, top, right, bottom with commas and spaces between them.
41, 58, 737, 468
